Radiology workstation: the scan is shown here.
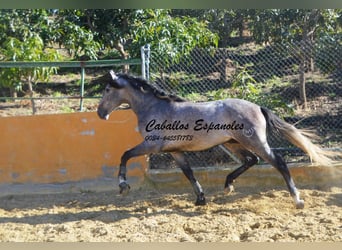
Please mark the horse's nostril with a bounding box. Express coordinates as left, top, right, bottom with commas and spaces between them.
97, 109, 107, 120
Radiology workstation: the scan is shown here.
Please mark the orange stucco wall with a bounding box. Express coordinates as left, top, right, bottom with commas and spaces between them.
0, 111, 147, 184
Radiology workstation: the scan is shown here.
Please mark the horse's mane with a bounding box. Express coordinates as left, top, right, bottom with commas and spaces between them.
118, 74, 186, 102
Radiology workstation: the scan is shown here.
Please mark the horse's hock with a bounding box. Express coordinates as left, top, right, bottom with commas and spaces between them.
0, 110, 341, 196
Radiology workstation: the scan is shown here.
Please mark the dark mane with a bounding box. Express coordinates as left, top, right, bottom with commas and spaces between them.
118, 74, 186, 102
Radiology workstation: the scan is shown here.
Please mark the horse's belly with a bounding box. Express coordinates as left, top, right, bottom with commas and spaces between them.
161, 131, 232, 152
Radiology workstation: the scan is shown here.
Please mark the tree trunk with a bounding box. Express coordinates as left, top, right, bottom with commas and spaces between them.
299, 57, 307, 110
310, 57, 315, 72
309, 35, 315, 72
219, 50, 228, 84
298, 9, 320, 109
115, 40, 129, 73
220, 12, 230, 48
10, 87, 17, 98
28, 76, 37, 115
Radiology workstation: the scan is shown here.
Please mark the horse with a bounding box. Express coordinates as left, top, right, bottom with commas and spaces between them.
97, 70, 339, 209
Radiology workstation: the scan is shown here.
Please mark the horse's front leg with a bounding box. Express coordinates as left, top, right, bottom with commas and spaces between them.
170, 152, 206, 206
118, 142, 158, 195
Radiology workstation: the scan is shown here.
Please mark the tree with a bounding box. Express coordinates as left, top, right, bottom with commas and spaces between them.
314, 9, 342, 76
55, 9, 218, 74
131, 9, 218, 77
171, 9, 250, 47
247, 9, 341, 109
0, 9, 218, 101
0, 9, 60, 113
315, 33, 342, 76
0, 34, 60, 113
54, 9, 142, 72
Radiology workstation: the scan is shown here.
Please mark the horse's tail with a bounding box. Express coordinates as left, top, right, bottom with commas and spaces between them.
260, 107, 340, 166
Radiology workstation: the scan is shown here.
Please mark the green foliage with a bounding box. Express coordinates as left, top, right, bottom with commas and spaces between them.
0, 9, 51, 45
172, 10, 250, 47
207, 67, 294, 116
56, 9, 137, 49
52, 10, 102, 59
56, 20, 100, 59
0, 10, 61, 93
246, 9, 341, 106
247, 9, 341, 44
0, 8, 340, 102
0, 33, 60, 91
315, 34, 342, 74
132, 9, 218, 67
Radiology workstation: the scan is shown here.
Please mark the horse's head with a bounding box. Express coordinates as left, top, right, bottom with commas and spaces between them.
97, 70, 127, 120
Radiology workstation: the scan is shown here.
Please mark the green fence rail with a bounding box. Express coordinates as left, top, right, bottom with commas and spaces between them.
0, 58, 142, 111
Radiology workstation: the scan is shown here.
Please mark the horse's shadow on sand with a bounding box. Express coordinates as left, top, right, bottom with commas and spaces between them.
0, 184, 341, 226
0, 188, 214, 225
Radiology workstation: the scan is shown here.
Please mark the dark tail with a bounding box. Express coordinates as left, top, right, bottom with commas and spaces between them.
261, 107, 340, 166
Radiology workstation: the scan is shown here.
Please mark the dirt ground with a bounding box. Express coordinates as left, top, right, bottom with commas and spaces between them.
0, 74, 341, 243
0, 184, 341, 242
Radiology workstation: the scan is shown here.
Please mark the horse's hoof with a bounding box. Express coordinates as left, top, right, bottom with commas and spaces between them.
295, 200, 305, 209
195, 196, 206, 206
224, 184, 235, 194
119, 182, 131, 195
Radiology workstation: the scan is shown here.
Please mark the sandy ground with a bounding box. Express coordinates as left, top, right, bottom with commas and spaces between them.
0, 183, 341, 242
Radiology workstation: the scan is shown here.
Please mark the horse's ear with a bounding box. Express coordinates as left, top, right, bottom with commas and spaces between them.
108, 70, 125, 88
109, 70, 118, 81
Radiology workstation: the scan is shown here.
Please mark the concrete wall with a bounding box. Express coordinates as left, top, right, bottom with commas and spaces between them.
0, 111, 147, 185
1, 111, 341, 196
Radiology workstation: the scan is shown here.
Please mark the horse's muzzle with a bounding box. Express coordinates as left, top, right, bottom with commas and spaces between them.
97, 109, 109, 120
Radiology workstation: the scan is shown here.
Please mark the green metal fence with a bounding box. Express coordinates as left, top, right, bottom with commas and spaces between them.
0, 58, 141, 111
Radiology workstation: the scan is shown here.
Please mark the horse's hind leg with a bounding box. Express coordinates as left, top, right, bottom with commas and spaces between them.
222, 142, 259, 193
253, 144, 304, 209
272, 152, 304, 209
170, 152, 206, 206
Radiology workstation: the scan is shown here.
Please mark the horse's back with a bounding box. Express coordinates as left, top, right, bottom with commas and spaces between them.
170, 98, 264, 124
222, 98, 261, 110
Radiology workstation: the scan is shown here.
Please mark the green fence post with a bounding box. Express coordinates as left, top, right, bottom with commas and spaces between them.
80, 66, 85, 111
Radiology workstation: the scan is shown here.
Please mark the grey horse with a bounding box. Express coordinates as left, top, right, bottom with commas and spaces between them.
97, 70, 338, 209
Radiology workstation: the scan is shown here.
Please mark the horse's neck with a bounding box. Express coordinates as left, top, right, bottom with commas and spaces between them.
125, 90, 161, 117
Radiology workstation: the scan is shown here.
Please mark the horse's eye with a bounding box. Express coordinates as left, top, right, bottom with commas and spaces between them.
105, 87, 110, 93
